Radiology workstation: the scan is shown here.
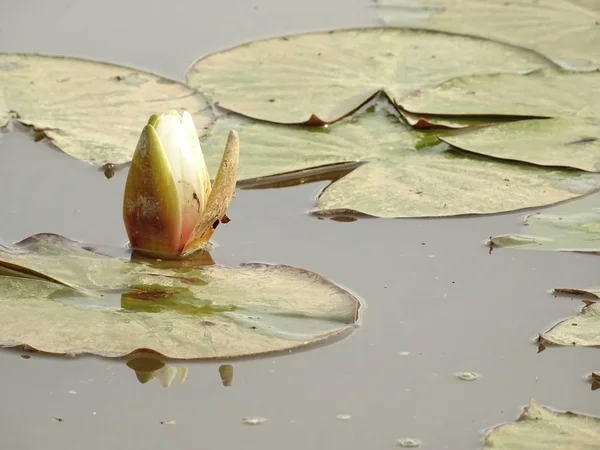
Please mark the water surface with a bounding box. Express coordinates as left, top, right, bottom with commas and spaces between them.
1, 1, 599, 449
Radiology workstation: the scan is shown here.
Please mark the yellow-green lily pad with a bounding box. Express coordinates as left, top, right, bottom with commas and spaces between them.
400, 69, 600, 118
483, 399, 600, 449
0, 234, 359, 359
200, 106, 600, 218
0, 53, 214, 166
442, 117, 600, 172
186, 27, 550, 124
541, 300, 600, 347
376, 0, 600, 71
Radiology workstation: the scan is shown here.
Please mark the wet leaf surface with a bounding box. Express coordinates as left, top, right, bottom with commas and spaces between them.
483, 399, 600, 449
440, 117, 600, 172
186, 28, 550, 124
400, 69, 600, 118
0, 234, 359, 359
375, 0, 600, 71
0, 54, 214, 165
201, 106, 600, 217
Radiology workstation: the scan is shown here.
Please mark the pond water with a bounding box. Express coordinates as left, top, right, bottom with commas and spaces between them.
1, 1, 599, 449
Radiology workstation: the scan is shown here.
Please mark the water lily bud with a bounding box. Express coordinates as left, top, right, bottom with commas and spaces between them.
123, 111, 239, 259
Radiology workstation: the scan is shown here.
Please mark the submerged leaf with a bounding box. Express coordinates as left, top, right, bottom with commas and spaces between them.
186, 28, 550, 124
0, 235, 359, 359
483, 399, 600, 449
490, 192, 600, 252
201, 107, 600, 218
0, 54, 214, 165
376, 0, 600, 71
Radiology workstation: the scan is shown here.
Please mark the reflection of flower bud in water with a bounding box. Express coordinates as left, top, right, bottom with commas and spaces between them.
126, 356, 188, 388
219, 364, 234, 387
123, 110, 239, 259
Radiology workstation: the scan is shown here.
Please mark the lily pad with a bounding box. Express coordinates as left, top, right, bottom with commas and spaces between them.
483, 399, 600, 449
399, 109, 511, 129
375, 0, 600, 71
0, 54, 214, 165
541, 301, 600, 347
186, 28, 550, 124
441, 117, 600, 172
0, 234, 359, 359
400, 69, 600, 118
200, 107, 600, 217
490, 191, 600, 252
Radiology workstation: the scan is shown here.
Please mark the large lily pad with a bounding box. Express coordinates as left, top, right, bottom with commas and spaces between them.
400, 69, 600, 175
0, 54, 214, 165
200, 107, 600, 217
540, 301, 600, 347
483, 399, 600, 449
441, 117, 600, 172
186, 28, 550, 124
400, 69, 600, 118
490, 192, 600, 252
0, 234, 359, 359
375, 0, 600, 71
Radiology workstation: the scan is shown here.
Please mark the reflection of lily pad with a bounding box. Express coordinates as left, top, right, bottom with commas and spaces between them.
186, 28, 549, 124
491, 192, 600, 252
483, 399, 600, 449
540, 301, 600, 347
201, 107, 600, 217
375, 0, 600, 71
0, 54, 214, 165
441, 117, 600, 172
0, 234, 359, 359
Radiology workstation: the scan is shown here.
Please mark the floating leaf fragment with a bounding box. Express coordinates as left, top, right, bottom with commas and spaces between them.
397, 437, 421, 447
456, 372, 479, 381
483, 399, 600, 449
242, 417, 267, 425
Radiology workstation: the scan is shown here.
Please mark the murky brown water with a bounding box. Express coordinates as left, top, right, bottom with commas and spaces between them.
1, 1, 599, 449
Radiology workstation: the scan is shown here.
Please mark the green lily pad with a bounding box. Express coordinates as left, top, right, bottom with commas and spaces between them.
540, 301, 600, 347
0, 53, 214, 165
0, 234, 359, 359
400, 69, 600, 118
483, 399, 600, 449
186, 28, 550, 125
375, 0, 600, 71
490, 192, 600, 252
441, 117, 600, 172
200, 106, 600, 217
